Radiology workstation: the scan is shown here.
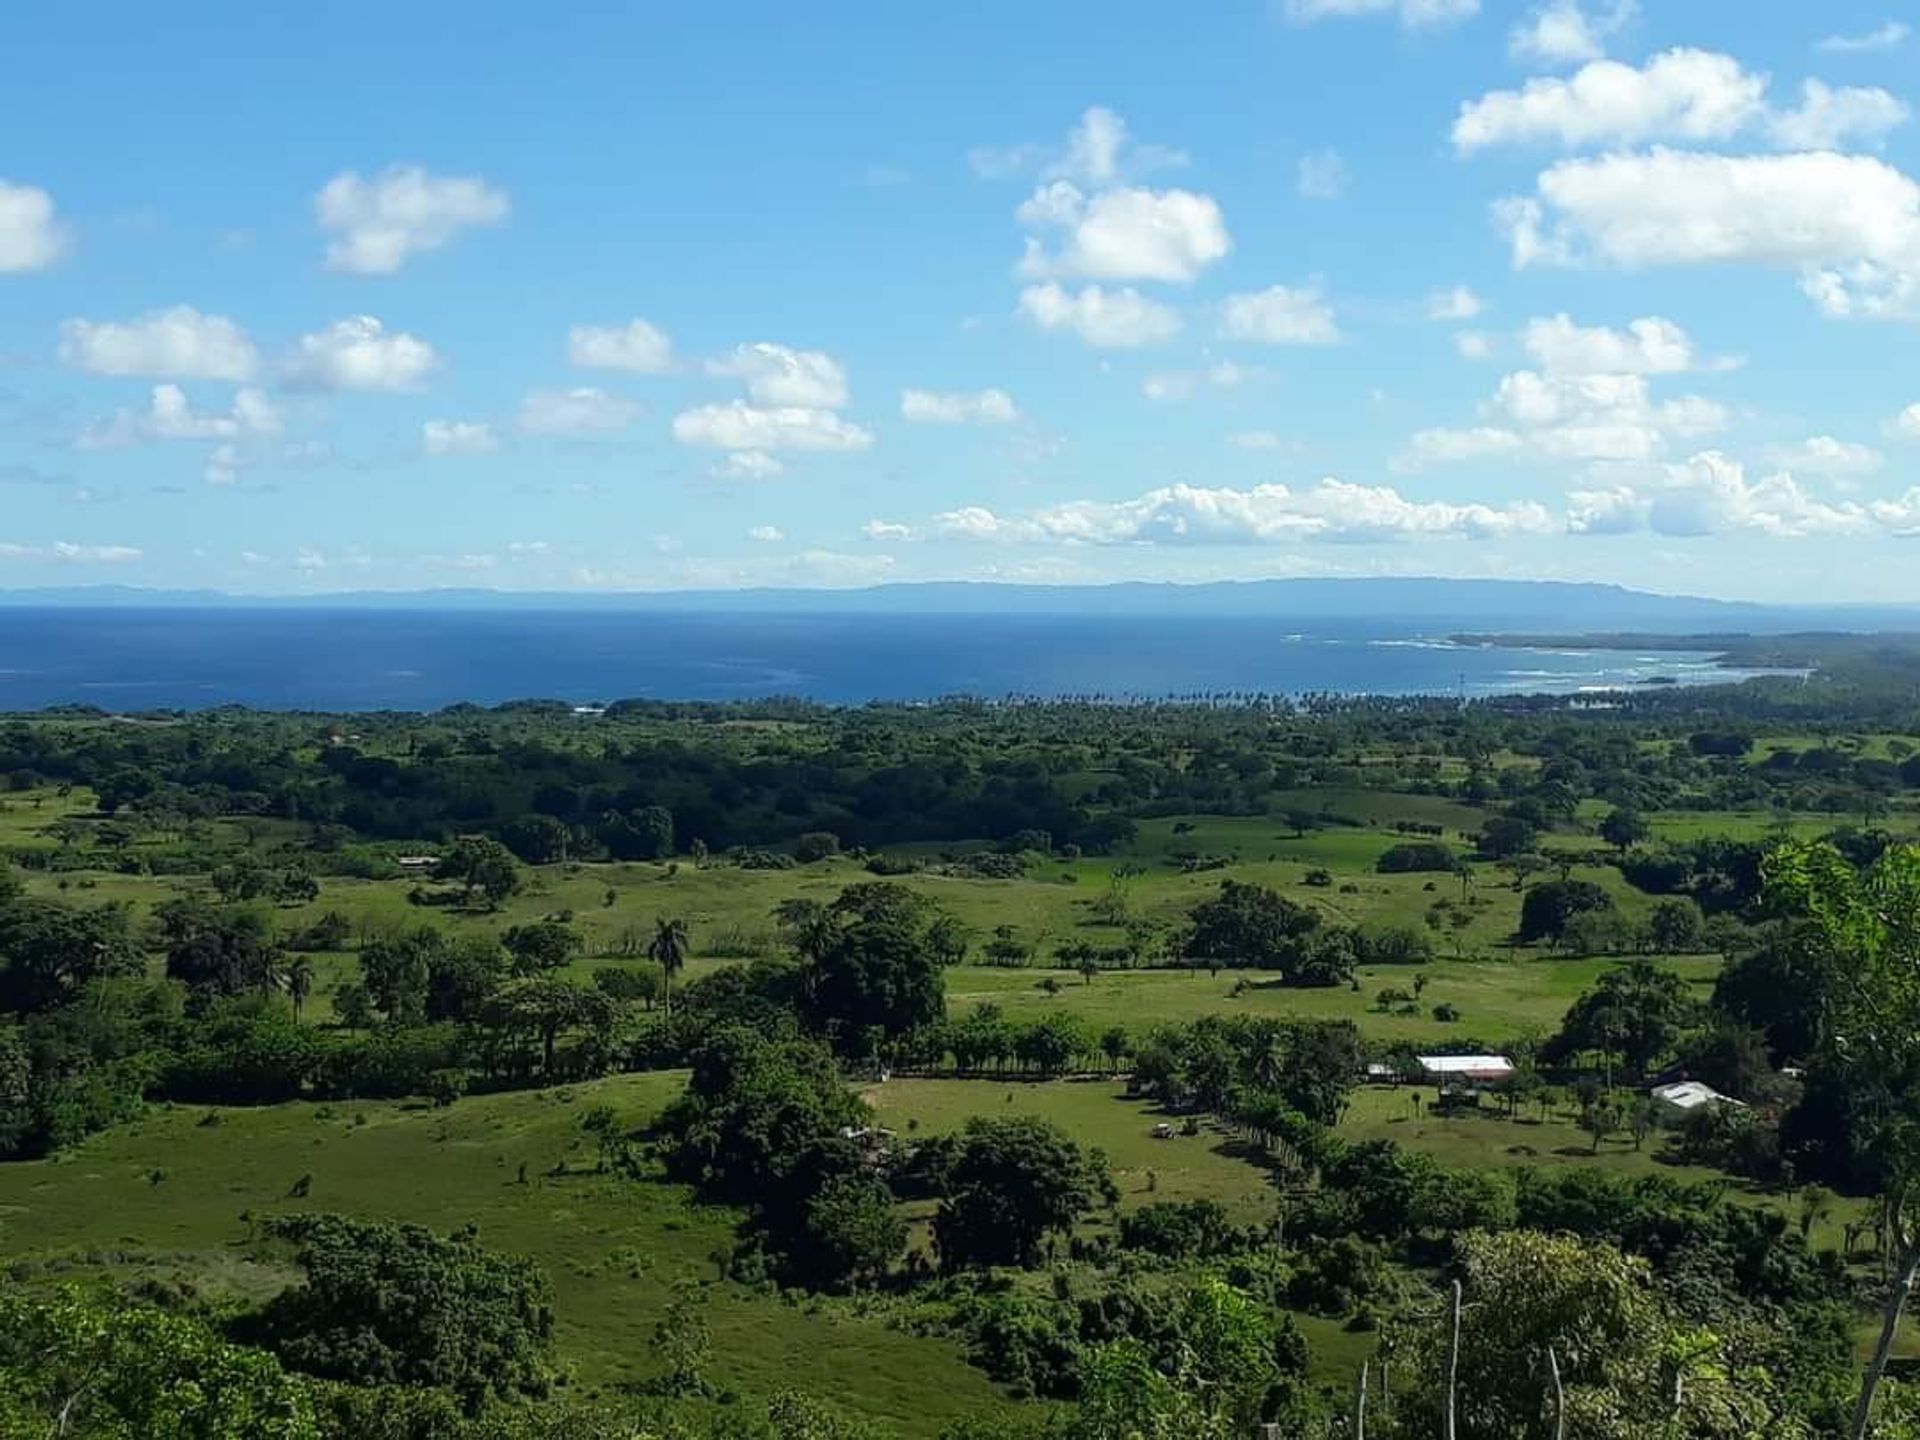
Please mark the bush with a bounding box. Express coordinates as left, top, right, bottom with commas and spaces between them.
1376, 842, 1458, 874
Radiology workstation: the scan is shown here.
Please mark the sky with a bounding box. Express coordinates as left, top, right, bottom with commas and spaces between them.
4, 1, 1920, 602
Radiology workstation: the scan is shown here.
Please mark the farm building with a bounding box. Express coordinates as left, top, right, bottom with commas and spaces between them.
1415, 1054, 1514, 1085
1650, 1080, 1742, 1117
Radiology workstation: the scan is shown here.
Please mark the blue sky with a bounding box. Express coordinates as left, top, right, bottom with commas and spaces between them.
3, 0, 1920, 601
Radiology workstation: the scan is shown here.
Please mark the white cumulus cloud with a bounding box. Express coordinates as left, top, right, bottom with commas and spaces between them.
931, 480, 1551, 546
1220, 285, 1340, 345
285, 316, 438, 391
315, 165, 509, 275
1017, 181, 1231, 284
1889, 403, 1920, 440
81, 384, 282, 450
1497, 148, 1920, 320
1571, 451, 1870, 537
0, 181, 67, 272
747, 525, 785, 542
708, 342, 849, 408
1519, 313, 1711, 374
1401, 367, 1725, 468
60, 306, 259, 381
1817, 21, 1910, 54
672, 402, 873, 452
1765, 435, 1883, 477
516, 387, 640, 437
714, 451, 787, 479
1508, 0, 1635, 65
1017, 282, 1182, 348
568, 318, 674, 373
1455, 50, 1767, 152
1767, 79, 1910, 150
1425, 285, 1484, 322
422, 419, 499, 456
901, 388, 1019, 424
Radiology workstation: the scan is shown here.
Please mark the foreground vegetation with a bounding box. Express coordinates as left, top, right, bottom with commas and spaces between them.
9, 671, 1920, 1434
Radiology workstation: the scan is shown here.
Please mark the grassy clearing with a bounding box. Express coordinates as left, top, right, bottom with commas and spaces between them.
944, 954, 1721, 1044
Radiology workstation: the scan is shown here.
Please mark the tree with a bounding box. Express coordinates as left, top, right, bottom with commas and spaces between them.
1598, 805, 1649, 854
601, 804, 675, 861
1647, 895, 1706, 953
157, 898, 284, 1005
499, 813, 571, 865
1543, 960, 1699, 1079
794, 830, 841, 863
502, 919, 580, 975
982, 925, 1031, 968
1766, 840, 1920, 1436
798, 909, 945, 1052
358, 929, 435, 1024
1477, 813, 1540, 860
283, 954, 315, 1021
480, 976, 613, 1080
0, 1287, 317, 1438
0, 895, 143, 1014
252, 1212, 553, 1411
1183, 880, 1345, 986
273, 865, 320, 907
795, 1172, 907, 1290
1517, 878, 1613, 947
1382, 1230, 1781, 1439
647, 916, 691, 1011
593, 963, 663, 1010
933, 1114, 1114, 1270
653, 1293, 710, 1397
433, 836, 519, 909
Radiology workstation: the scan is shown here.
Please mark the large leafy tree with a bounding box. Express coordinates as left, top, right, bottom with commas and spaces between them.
1766, 839, 1920, 1437
157, 898, 283, 1005
1182, 880, 1345, 986
251, 1213, 553, 1411
0, 894, 144, 1014
1382, 1230, 1788, 1440
1541, 959, 1700, 1078
0, 1288, 316, 1438
932, 1114, 1115, 1270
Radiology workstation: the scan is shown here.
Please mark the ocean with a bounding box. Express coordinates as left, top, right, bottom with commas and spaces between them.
0, 607, 1789, 711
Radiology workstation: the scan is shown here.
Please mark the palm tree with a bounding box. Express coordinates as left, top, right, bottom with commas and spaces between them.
283, 954, 315, 1021
647, 917, 691, 1011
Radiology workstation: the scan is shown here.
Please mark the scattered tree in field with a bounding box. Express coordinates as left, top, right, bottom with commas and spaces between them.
432, 836, 519, 909
1517, 878, 1613, 947
1598, 805, 1649, 854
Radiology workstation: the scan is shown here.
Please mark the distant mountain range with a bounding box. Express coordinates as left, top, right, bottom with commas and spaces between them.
2, 578, 1917, 634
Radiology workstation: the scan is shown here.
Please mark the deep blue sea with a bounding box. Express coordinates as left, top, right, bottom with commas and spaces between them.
0, 607, 1789, 711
